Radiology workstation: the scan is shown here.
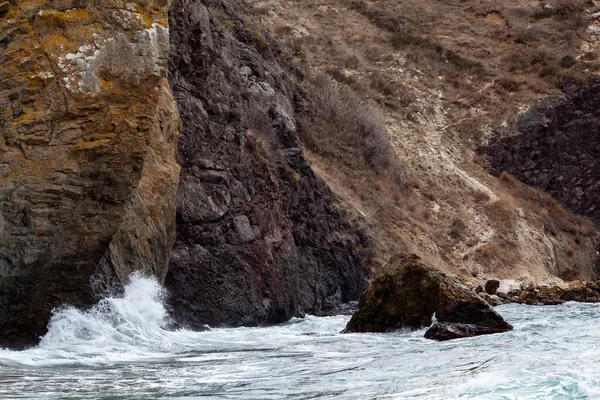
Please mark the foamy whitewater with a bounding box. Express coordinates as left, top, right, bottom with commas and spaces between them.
1, 275, 600, 399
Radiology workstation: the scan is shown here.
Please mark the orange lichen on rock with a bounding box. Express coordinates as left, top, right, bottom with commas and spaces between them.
0, 1, 180, 350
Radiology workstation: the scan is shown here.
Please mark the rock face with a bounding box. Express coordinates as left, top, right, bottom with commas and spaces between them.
479, 78, 600, 225
344, 253, 512, 340
0, 1, 180, 349
165, 0, 371, 328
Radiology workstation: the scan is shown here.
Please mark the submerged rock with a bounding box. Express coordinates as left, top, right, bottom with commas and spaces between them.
424, 322, 510, 341
344, 253, 512, 340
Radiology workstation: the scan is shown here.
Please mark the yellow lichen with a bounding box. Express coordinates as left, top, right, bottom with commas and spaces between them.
72, 138, 112, 150
14, 110, 47, 125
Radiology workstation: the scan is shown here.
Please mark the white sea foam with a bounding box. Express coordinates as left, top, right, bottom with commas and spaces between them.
2, 276, 600, 399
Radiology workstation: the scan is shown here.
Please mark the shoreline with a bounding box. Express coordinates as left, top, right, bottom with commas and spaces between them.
471, 278, 600, 307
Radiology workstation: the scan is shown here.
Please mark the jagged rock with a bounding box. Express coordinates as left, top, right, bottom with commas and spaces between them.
0, 1, 179, 349
485, 279, 500, 295
343, 253, 512, 340
165, 0, 371, 328
514, 281, 600, 305
479, 79, 600, 280
481, 293, 498, 306
480, 78, 600, 226
425, 322, 510, 341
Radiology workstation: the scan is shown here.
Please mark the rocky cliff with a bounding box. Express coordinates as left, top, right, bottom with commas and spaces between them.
480, 78, 600, 226
0, 0, 180, 349
165, 0, 371, 328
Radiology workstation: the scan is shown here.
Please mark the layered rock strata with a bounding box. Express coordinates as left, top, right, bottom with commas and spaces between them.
344, 253, 512, 340
0, 1, 180, 349
166, 0, 371, 329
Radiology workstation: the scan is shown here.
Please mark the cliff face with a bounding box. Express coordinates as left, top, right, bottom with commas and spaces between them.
480, 79, 600, 225
0, 1, 180, 349
166, 0, 371, 328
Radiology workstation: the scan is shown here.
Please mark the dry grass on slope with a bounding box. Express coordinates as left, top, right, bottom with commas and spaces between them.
248, 0, 600, 284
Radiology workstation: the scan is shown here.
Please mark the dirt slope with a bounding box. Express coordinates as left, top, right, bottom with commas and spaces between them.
246, 0, 600, 286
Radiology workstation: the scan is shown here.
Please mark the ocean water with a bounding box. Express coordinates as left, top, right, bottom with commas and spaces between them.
1, 275, 600, 399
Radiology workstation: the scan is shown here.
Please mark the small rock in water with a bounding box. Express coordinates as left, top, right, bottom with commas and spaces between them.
425, 322, 510, 341
343, 253, 512, 340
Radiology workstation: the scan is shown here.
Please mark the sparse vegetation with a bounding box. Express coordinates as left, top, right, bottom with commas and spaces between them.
497, 170, 597, 239
309, 73, 401, 172
497, 77, 520, 92
251, 0, 599, 279
513, 23, 541, 44
477, 241, 501, 260
449, 218, 466, 239
486, 200, 514, 230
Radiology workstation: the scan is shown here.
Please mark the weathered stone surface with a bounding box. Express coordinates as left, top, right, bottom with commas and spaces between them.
479, 79, 600, 224
485, 279, 500, 295
425, 322, 509, 341
344, 253, 512, 340
165, 0, 371, 329
0, 1, 180, 349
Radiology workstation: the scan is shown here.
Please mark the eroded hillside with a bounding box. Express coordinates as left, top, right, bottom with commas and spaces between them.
247, 0, 600, 286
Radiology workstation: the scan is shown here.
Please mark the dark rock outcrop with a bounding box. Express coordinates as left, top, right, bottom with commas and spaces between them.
485, 279, 500, 295
165, 0, 371, 328
424, 322, 509, 341
479, 78, 600, 225
0, 2, 179, 349
344, 253, 512, 340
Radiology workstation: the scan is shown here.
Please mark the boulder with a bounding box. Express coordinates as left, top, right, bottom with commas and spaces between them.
482, 294, 498, 306
485, 279, 500, 295
425, 322, 510, 341
344, 253, 513, 340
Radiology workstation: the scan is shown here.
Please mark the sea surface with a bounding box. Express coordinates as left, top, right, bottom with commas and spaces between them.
1, 275, 600, 399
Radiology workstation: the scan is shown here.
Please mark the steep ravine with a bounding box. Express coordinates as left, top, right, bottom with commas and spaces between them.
165, 0, 371, 329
